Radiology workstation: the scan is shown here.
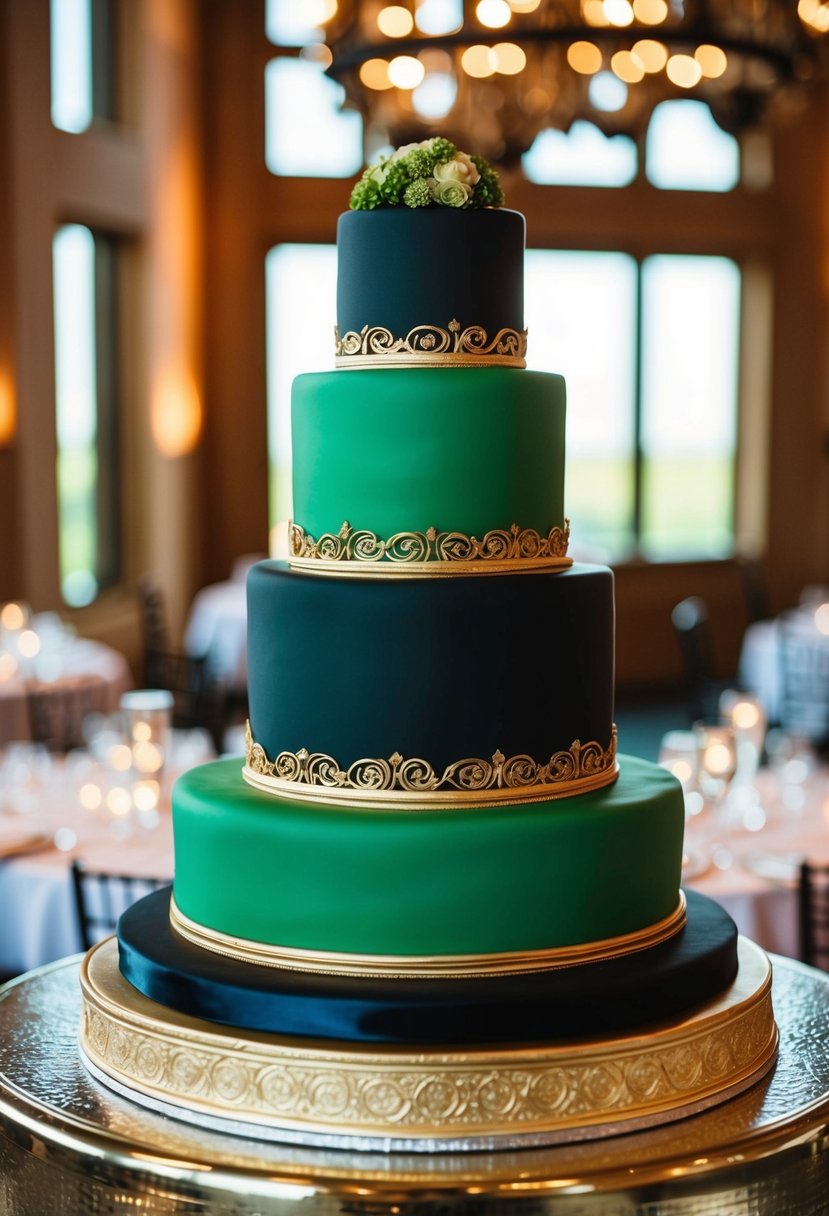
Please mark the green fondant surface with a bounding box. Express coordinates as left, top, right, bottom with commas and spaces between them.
172, 756, 684, 957
291, 368, 565, 541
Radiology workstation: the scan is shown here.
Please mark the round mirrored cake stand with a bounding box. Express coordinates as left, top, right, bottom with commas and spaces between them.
0, 954, 828, 1216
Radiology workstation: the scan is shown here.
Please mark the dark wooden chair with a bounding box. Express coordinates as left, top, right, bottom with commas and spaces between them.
137, 577, 227, 753
70, 860, 169, 951
799, 861, 829, 971
671, 596, 733, 722
27, 675, 109, 751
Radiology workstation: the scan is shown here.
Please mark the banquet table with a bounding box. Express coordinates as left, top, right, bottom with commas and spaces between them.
0, 638, 133, 748
0, 734, 220, 976
681, 761, 829, 959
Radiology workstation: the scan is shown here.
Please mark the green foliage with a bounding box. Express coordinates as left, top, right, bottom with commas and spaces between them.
470, 155, 505, 207
348, 137, 504, 211
403, 177, 433, 208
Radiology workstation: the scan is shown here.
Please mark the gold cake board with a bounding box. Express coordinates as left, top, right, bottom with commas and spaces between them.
79, 936, 777, 1151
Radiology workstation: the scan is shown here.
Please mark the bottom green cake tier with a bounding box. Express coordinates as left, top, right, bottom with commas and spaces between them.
172, 754, 685, 963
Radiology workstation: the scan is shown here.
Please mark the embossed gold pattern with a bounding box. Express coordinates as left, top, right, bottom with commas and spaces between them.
243, 723, 619, 808
79, 937, 778, 1142
289, 520, 572, 576
334, 319, 528, 368
168, 892, 687, 979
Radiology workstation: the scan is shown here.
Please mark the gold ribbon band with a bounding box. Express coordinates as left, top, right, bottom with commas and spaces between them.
168, 892, 687, 978
335, 353, 526, 369
243, 724, 619, 810
334, 320, 528, 369
79, 936, 777, 1143
288, 520, 571, 576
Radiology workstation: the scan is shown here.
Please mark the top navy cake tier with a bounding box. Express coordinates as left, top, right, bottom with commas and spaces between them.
336, 208, 525, 350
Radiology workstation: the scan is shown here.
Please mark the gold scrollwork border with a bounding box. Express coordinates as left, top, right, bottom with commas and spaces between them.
243, 723, 618, 809
168, 893, 687, 978
334, 319, 528, 368
79, 937, 778, 1142
288, 520, 572, 577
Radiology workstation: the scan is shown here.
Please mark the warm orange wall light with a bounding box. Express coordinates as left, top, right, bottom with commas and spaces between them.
0, 370, 16, 445
150, 364, 202, 457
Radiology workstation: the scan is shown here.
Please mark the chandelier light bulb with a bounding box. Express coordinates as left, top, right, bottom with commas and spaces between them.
492, 42, 527, 74
476, 0, 512, 28
582, 0, 610, 24
567, 40, 603, 74
508, 0, 541, 10
632, 0, 668, 23
666, 53, 703, 87
603, 0, 634, 28
632, 39, 668, 72
359, 57, 394, 89
461, 43, 497, 76
307, 0, 338, 25
415, 0, 463, 35
611, 49, 645, 83
377, 5, 415, 37
388, 54, 426, 87
799, 0, 829, 33
695, 44, 728, 79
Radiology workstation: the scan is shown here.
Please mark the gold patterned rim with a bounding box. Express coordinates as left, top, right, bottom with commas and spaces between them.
243, 725, 619, 809
288, 521, 572, 577
79, 936, 777, 1143
334, 320, 527, 369
168, 892, 687, 979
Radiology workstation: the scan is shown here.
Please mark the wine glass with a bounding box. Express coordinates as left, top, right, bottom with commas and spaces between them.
694, 722, 738, 869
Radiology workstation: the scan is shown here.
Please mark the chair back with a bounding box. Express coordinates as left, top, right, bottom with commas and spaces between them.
28, 675, 109, 751
800, 860, 829, 971
71, 861, 169, 951
779, 619, 829, 749
671, 597, 720, 720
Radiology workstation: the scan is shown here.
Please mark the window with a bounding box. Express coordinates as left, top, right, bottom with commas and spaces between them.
522, 101, 740, 192
265, 244, 337, 524
526, 251, 741, 561
53, 225, 120, 607
50, 0, 117, 133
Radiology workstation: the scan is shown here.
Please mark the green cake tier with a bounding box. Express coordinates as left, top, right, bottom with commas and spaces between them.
290, 368, 566, 567
171, 754, 685, 962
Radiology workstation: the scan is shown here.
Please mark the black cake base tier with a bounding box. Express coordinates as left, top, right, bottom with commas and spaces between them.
118, 889, 737, 1045
81, 918, 776, 1149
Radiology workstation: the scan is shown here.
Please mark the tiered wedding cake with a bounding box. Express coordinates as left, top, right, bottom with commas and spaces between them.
79, 140, 777, 1151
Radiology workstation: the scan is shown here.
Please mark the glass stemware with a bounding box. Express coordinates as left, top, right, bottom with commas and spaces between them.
694, 721, 738, 869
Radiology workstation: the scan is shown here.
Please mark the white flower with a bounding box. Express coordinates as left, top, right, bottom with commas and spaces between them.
432, 153, 480, 188
390, 138, 436, 162
429, 177, 473, 208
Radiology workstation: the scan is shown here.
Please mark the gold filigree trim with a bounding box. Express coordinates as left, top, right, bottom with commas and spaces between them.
334, 320, 527, 368
80, 936, 778, 1141
243, 723, 618, 809
288, 520, 572, 577
168, 893, 687, 978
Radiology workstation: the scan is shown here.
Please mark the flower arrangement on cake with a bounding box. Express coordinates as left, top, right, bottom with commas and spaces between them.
349, 136, 504, 210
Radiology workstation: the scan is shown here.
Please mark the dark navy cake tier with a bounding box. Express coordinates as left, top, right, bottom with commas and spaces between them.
246, 560, 614, 775
336, 208, 525, 342
118, 889, 738, 1045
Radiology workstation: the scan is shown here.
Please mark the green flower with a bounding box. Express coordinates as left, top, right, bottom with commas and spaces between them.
430, 177, 472, 208
404, 177, 433, 208
470, 155, 504, 207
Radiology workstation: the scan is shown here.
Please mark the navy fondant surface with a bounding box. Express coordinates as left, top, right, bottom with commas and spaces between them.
246, 561, 615, 772
336, 208, 525, 341
118, 890, 739, 1045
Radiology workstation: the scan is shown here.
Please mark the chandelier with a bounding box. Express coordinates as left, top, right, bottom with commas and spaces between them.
320, 1, 829, 163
